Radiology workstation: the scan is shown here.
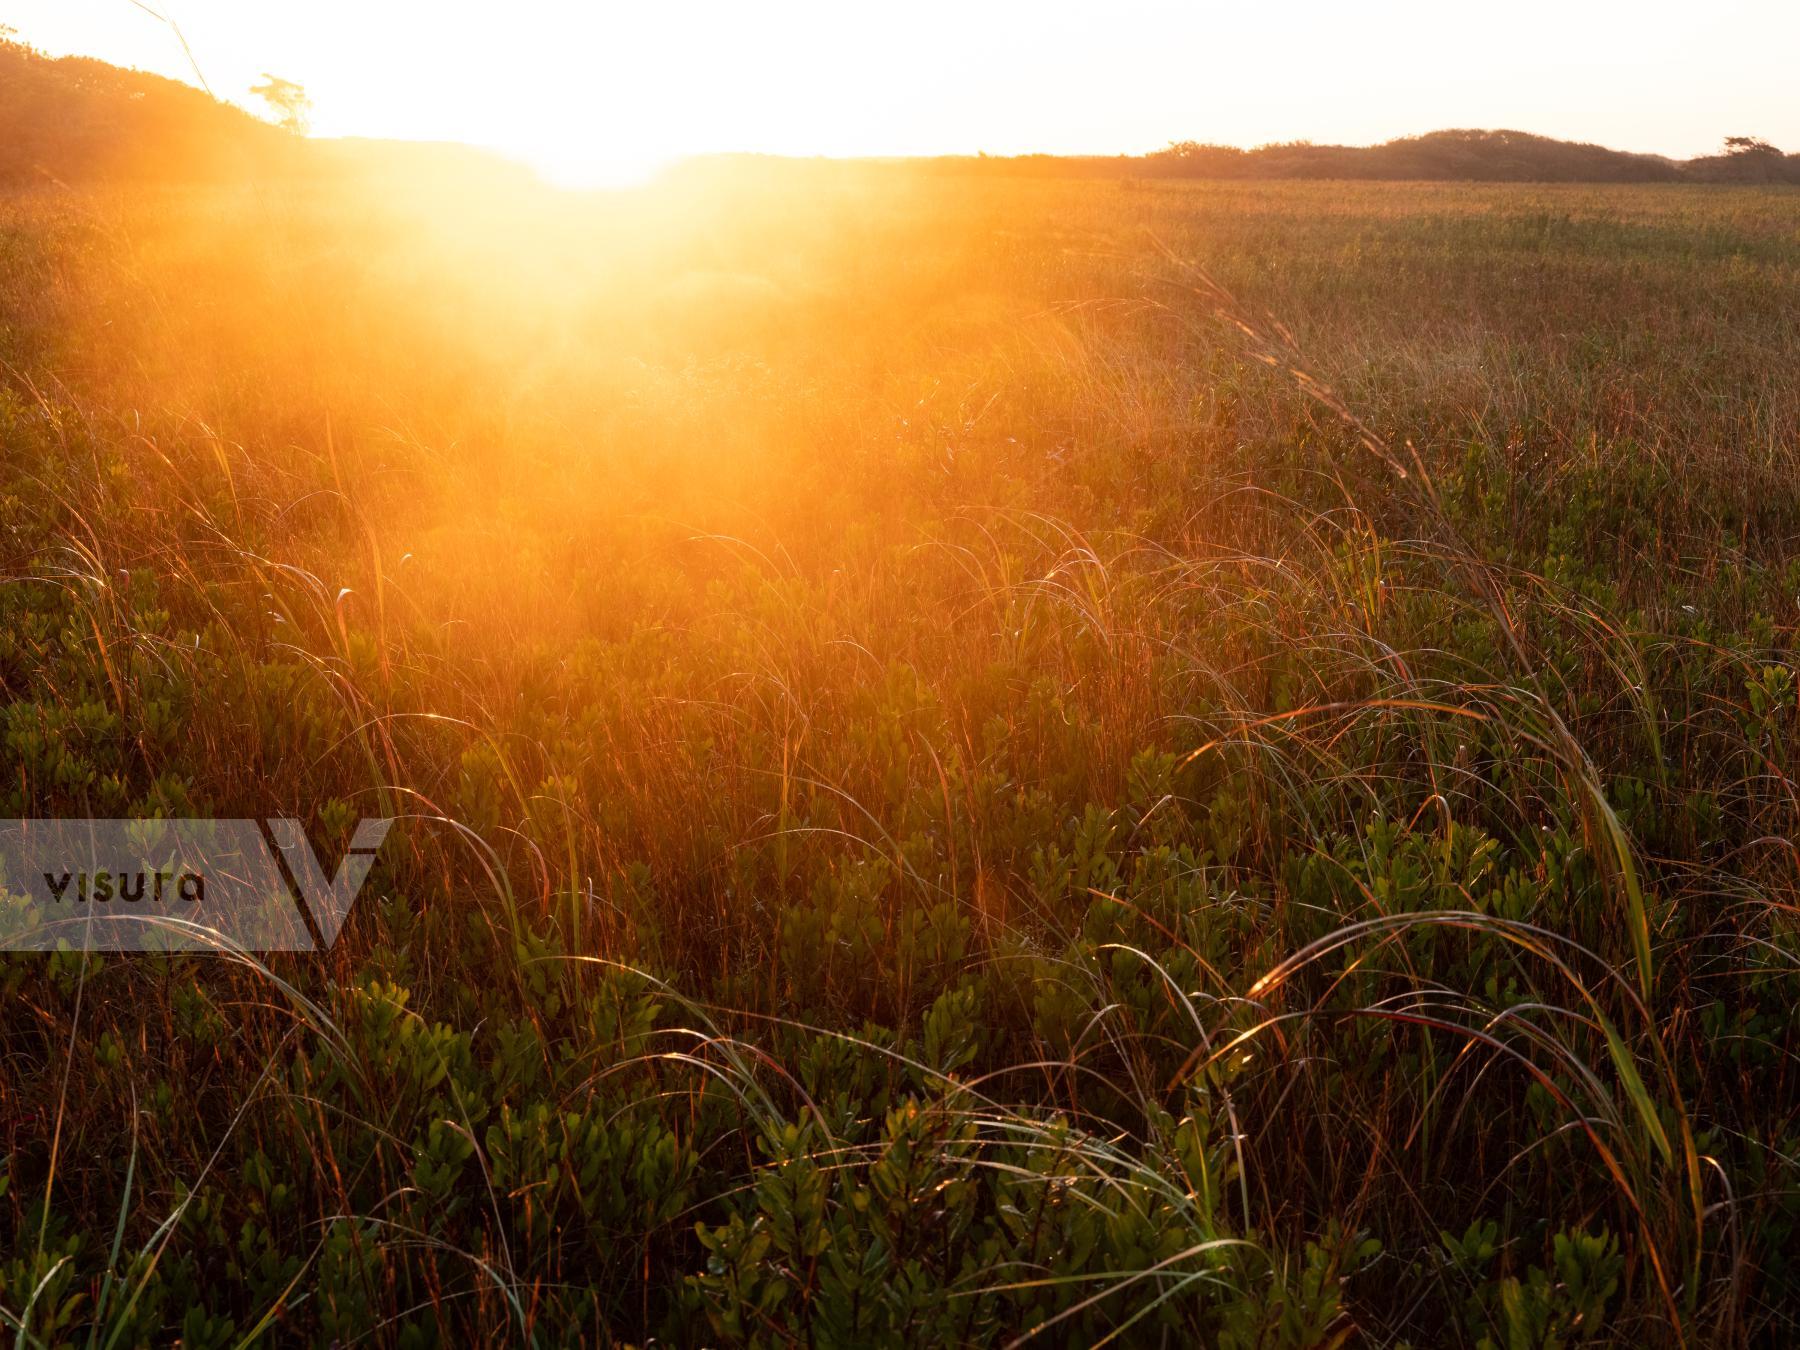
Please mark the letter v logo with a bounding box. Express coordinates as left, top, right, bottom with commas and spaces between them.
265, 818, 391, 948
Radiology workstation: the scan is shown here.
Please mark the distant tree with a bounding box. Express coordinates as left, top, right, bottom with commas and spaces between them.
1154, 141, 1243, 162
1723, 135, 1780, 156
249, 73, 310, 134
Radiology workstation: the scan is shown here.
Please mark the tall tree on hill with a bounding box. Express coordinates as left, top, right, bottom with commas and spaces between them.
250, 73, 311, 135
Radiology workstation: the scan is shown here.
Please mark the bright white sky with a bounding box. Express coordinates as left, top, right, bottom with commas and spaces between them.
8, 0, 1799, 185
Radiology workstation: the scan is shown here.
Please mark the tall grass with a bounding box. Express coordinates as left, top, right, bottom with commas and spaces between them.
0, 169, 1796, 1344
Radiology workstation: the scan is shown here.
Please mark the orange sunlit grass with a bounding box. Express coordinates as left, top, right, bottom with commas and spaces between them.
2, 19, 1800, 1349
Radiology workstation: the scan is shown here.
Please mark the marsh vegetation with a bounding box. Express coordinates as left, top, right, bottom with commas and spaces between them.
1, 169, 1797, 1344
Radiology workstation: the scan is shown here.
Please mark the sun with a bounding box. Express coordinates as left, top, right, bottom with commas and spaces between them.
508, 139, 676, 190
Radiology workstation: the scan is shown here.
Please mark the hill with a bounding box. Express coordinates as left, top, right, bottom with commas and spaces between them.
1149, 128, 1688, 181
898, 128, 1800, 185
0, 37, 545, 197
0, 35, 291, 184
1141, 127, 1800, 184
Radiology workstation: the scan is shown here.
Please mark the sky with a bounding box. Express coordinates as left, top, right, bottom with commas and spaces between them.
8, 0, 1799, 185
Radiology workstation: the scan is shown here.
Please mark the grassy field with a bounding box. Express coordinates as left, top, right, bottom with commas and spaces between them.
1, 170, 1798, 1345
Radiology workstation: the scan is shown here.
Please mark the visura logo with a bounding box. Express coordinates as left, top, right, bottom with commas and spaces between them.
42, 868, 207, 903
0, 817, 391, 952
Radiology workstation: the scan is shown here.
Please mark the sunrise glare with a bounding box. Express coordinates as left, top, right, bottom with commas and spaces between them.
4, 3, 1800, 1346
